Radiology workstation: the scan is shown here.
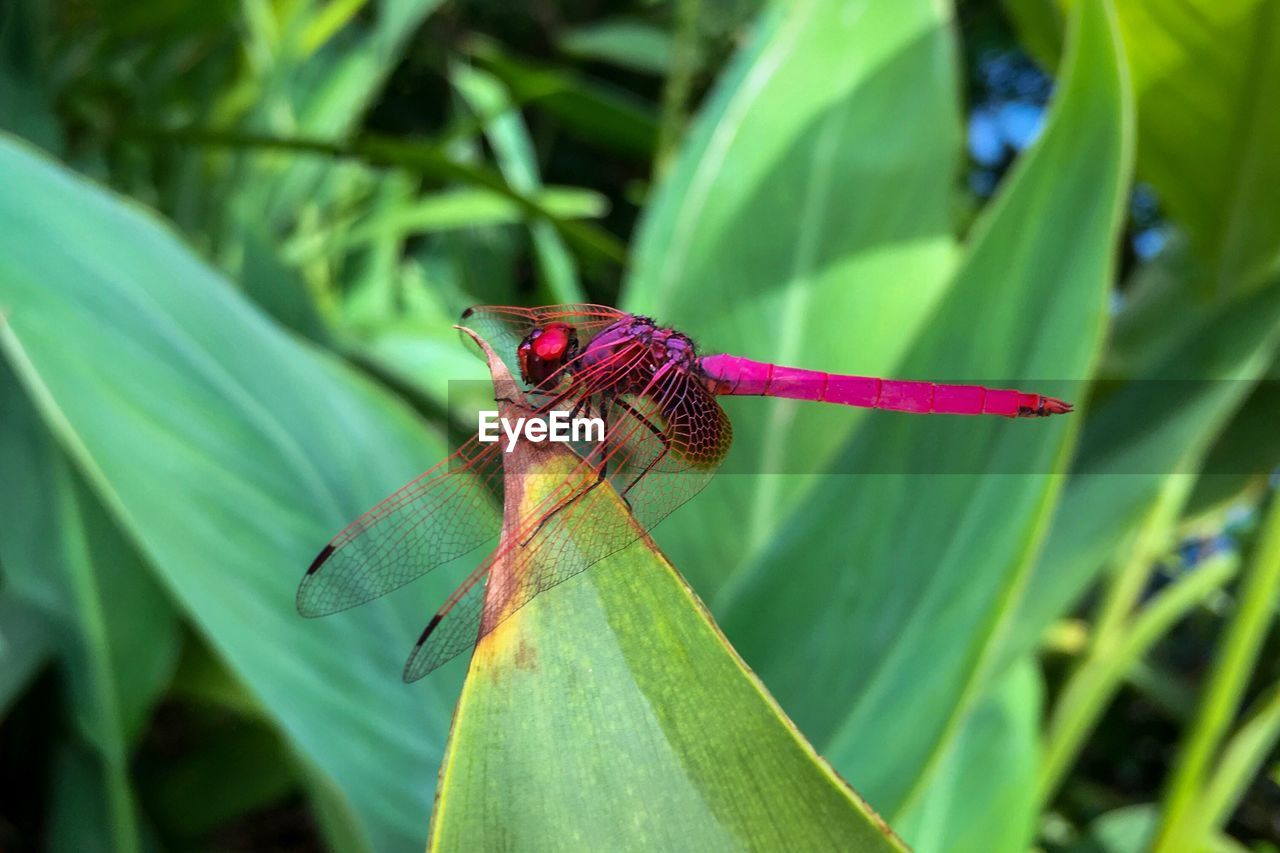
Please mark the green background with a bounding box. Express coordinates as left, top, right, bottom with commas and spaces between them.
1, 0, 1278, 851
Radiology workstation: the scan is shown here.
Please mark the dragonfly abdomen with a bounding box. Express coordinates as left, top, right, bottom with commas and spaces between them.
698, 354, 1071, 418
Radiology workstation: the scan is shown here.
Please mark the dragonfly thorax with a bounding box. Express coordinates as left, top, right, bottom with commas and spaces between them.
575, 316, 698, 390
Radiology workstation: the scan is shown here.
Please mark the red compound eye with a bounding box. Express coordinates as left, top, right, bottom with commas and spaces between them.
533, 323, 570, 360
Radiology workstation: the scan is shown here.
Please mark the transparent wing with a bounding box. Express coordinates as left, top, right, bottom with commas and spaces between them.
402, 372, 732, 680
296, 435, 504, 617
402, 560, 491, 681
301, 331, 649, 632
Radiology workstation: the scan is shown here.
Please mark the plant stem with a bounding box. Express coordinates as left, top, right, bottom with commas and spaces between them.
1154, 492, 1280, 852
1037, 552, 1239, 804
125, 126, 627, 266
1199, 682, 1280, 832
1090, 475, 1194, 653
655, 0, 702, 177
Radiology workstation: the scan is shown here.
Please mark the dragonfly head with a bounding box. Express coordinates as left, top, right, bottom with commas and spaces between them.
518, 322, 579, 389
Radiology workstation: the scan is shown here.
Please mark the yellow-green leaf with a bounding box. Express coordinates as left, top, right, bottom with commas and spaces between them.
429, 332, 902, 851
1005, 0, 1280, 294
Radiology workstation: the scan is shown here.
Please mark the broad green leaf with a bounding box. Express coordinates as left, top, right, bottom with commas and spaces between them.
1006, 0, 1280, 295
1001, 275, 1280, 672
715, 0, 1130, 826
0, 363, 181, 852
0, 134, 463, 850
893, 663, 1041, 853
237, 217, 331, 341
622, 0, 961, 593
1113, 0, 1280, 293
430, 333, 903, 851
1186, 354, 1280, 515
0, 589, 54, 716
0, 417, 181, 749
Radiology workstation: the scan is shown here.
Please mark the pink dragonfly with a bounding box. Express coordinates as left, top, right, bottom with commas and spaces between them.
298, 304, 1071, 680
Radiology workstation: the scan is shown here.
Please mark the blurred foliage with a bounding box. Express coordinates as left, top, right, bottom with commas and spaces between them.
1, 0, 1278, 851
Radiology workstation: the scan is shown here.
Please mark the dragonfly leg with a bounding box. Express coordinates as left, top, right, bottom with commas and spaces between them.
567, 395, 592, 423
596, 397, 612, 482
611, 397, 672, 499
519, 478, 603, 547
517, 395, 612, 548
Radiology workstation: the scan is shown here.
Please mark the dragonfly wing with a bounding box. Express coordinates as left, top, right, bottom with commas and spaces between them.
607, 375, 733, 530
398, 376, 733, 677
402, 560, 492, 681
297, 435, 504, 617
473, 376, 733, 643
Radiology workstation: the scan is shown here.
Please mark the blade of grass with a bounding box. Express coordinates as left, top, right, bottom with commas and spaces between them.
1088, 476, 1197, 652
1038, 551, 1241, 803
655, 0, 702, 176
452, 65, 588, 304
128, 126, 627, 266
283, 187, 607, 263
1154, 491, 1280, 851
1199, 682, 1280, 834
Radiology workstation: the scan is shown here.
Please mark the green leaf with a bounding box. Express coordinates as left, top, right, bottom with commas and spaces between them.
429, 332, 903, 851
715, 0, 1130, 826
892, 663, 1041, 853
452, 64, 588, 305
0, 589, 54, 716
47, 741, 144, 853
559, 20, 674, 76
0, 362, 182, 852
1001, 274, 1280, 673
1186, 355, 1280, 515
285, 187, 608, 262
1198, 682, 1280, 837
1113, 0, 1280, 293
623, 0, 962, 594
1008, 0, 1280, 295
1038, 552, 1241, 801
466, 36, 660, 161
1155, 491, 1280, 851
1070, 804, 1158, 853
0, 134, 462, 850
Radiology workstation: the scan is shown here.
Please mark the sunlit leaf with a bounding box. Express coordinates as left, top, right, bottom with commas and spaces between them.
452, 64, 588, 305
623, 0, 961, 594
0, 134, 462, 850
893, 663, 1042, 853
430, 332, 904, 851
715, 1, 1130, 830
1006, 0, 1280, 295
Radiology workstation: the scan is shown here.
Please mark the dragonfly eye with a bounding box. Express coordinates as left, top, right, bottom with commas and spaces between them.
518, 323, 578, 387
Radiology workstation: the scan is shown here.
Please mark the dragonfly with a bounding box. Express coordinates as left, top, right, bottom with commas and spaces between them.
297, 304, 1071, 680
